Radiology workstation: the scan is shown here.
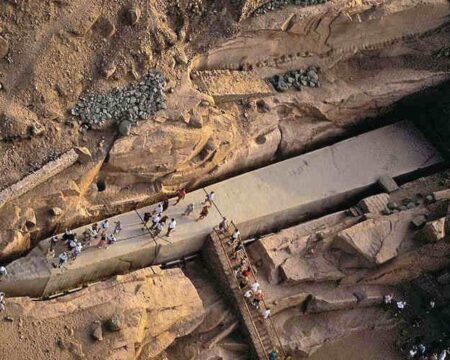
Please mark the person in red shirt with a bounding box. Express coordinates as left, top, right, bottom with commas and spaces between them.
174, 188, 187, 205
196, 205, 209, 221
241, 267, 251, 279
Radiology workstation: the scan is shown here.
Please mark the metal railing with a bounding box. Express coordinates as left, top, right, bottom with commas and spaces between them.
213, 227, 269, 359
204, 187, 286, 358
228, 220, 286, 358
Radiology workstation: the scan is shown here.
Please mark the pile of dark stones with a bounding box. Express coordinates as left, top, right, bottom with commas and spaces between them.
269, 67, 319, 92
71, 71, 166, 134
253, 0, 328, 16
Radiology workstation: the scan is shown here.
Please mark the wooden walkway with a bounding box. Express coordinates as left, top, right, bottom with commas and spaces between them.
215, 222, 286, 359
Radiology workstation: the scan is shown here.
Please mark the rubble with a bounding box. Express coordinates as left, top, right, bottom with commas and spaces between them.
253, 0, 328, 16
71, 71, 166, 129
269, 67, 320, 92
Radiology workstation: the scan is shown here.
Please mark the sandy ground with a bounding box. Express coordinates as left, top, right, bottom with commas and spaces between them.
309, 328, 402, 360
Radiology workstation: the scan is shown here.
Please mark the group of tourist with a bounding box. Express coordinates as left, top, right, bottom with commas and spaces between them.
48, 218, 123, 268
48, 188, 217, 268
141, 189, 216, 239
384, 294, 449, 359
217, 219, 283, 358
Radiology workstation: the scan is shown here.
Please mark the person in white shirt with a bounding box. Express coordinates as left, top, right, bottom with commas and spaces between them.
396, 301, 406, 310
250, 281, 260, 292
58, 252, 68, 268
68, 239, 77, 251
439, 349, 448, 360
150, 214, 161, 229
261, 308, 271, 319
166, 218, 176, 237
72, 243, 82, 259
50, 235, 59, 251
154, 222, 164, 236
154, 203, 163, 216
106, 234, 117, 246
0, 266, 7, 280
408, 347, 417, 358
244, 290, 253, 300
228, 229, 241, 245
203, 191, 215, 205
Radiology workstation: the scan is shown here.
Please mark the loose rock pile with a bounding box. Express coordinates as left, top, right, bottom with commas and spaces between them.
269, 67, 320, 92
253, 0, 328, 16
71, 71, 166, 131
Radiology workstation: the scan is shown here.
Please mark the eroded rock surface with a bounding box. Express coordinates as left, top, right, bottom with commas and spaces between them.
0, 267, 204, 360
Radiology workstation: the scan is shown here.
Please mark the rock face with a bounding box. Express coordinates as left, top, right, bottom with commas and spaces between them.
335, 209, 426, 265
0, 267, 204, 360
247, 172, 450, 357
164, 262, 249, 360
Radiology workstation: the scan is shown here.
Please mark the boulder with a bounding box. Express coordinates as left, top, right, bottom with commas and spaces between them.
416, 217, 445, 243
105, 314, 123, 332
336, 210, 422, 265
93, 16, 116, 38
91, 321, 103, 341
0, 230, 30, 258
305, 291, 358, 313
21, 207, 36, 231
280, 255, 345, 284
174, 50, 188, 65
49, 206, 62, 217
118, 120, 132, 136
74, 147, 92, 165
101, 62, 116, 79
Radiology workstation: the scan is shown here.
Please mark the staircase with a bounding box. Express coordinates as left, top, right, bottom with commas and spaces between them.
213, 223, 285, 359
